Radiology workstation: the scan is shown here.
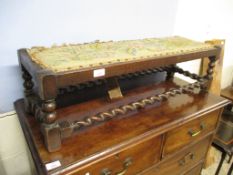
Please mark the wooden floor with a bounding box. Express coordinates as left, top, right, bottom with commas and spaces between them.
202, 146, 232, 175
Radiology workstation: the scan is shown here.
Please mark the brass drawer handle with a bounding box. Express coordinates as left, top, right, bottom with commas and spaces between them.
188, 122, 205, 137
179, 152, 194, 166
116, 157, 132, 175
101, 157, 132, 175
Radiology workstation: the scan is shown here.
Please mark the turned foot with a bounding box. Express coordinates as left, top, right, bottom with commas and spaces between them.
40, 99, 61, 152
42, 99, 57, 124
41, 123, 61, 152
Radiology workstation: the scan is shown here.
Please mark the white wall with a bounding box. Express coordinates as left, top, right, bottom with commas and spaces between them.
174, 0, 233, 88
0, 1, 179, 175
0, 0, 178, 113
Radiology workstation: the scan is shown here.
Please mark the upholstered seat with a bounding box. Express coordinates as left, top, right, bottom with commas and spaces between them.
27, 36, 213, 72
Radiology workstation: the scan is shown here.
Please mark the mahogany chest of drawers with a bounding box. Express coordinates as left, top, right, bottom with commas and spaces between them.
15, 36, 229, 174
15, 78, 229, 175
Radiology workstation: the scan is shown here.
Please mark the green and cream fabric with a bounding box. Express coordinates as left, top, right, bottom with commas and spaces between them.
27, 36, 214, 72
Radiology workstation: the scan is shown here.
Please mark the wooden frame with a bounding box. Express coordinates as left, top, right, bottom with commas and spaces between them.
17, 39, 221, 152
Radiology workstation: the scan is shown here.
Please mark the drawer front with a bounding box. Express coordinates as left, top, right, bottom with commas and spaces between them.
69, 135, 162, 175
140, 136, 211, 175
163, 110, 220, 157
184, 163, 203, 175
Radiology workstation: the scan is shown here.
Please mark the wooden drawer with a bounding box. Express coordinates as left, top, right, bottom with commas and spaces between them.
68, 135, 162, 175
140, 136, 211, 175
163, 110, 220, 157
184, 163, 203, 175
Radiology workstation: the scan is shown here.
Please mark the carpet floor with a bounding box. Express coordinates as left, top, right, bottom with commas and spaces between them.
202, 147, 232, 175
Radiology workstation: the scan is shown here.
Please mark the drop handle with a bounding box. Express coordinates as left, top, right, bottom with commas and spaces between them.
101, 157, 133, 175
188, 122, 205, 137
116, 157, 132, 175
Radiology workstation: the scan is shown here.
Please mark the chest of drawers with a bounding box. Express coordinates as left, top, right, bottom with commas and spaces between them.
15, 78, 229, 175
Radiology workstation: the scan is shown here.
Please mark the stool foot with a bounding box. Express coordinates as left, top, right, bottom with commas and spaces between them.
41, 123, 61, 152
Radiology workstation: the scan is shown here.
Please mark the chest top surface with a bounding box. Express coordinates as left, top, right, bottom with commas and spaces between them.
26, 36, 214, 72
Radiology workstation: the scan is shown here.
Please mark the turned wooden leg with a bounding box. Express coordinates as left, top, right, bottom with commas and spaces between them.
166, 65, 175, 80
41, 99, 57, 124
200, 56, 216, 92
205, 56, 216, 81
22, 66, 34, 114
40, 99, 61, 152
